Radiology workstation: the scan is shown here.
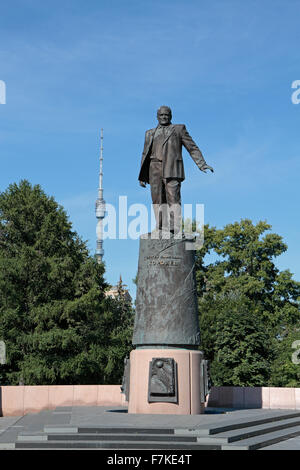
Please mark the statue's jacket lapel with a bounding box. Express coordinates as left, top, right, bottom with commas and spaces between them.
162, 124, 176, 146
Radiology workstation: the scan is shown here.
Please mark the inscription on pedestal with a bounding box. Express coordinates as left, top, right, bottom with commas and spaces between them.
148, 358, 178, 403
144, 255, 182, 267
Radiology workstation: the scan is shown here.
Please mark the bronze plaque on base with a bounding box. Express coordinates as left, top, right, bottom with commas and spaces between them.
148, 358, 178, 403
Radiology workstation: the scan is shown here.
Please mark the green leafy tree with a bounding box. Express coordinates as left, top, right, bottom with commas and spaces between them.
0, 180, 133, 385
195, 219, 300, 386
269, 327, 300, 387
209, 294, 274, 386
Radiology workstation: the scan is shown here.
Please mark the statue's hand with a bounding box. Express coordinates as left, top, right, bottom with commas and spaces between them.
139, 181, 147, 188
200, 164, 214, 173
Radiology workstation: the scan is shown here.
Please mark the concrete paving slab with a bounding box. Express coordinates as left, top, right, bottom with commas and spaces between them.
0, 409, 71, 443
261, 436, 300, 450
1, 406, 300, 450
0, 416, 22, 434
222, 425, 300, 450
68, 406, 277, 429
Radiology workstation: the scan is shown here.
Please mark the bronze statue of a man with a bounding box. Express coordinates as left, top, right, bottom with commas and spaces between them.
138, 106, 213, 232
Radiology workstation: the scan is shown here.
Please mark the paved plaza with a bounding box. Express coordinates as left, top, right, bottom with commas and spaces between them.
0, 406, 299, 450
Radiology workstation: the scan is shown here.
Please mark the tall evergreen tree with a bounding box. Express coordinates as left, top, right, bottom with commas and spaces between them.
0, 180, 133, 385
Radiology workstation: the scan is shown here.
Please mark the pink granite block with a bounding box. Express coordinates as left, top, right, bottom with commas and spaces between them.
23, 386, 49, 414
1, 386, 24, 416
48, 385, 74, 409
190, 351, 203, 414
262, 387, 270, 409
128, 349, 192, 414
121, 391, 128, 406
295, 389, 300, 410
269, 387, 295, 409
73, 385, 98, 406
97, 385, 123, 406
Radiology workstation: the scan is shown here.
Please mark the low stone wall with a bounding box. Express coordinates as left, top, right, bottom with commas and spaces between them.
207, 386, 300, 410
0, 385, 126, 416
1, 385, 300, 416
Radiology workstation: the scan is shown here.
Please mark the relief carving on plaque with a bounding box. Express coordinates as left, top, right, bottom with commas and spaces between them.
148, 358, 178, 403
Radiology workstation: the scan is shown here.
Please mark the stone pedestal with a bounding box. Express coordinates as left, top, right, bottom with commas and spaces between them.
128, 348, 204, 414
126, 234, 206, 415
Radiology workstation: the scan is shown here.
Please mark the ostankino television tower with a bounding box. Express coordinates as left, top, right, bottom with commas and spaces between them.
95, 129, 106, 263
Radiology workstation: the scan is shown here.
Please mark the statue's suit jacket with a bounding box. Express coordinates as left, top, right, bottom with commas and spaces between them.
138, 124, 207, 184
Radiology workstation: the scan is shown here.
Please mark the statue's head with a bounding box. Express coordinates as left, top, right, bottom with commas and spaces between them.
157, 106, 172, 126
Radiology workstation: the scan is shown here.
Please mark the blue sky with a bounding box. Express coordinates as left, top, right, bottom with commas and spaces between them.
1, 0, 300, 299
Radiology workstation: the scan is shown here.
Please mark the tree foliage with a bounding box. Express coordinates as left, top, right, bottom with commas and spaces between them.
269, 327, 300, 387
0, 180, 134, 385
196, 219, 300, 387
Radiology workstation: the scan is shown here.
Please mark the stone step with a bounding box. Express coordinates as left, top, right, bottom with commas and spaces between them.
5, 409, 300, 450
18, 432, 197, 443
43, 425, 175, 435
14, 439, 221, 450
195, 416, 300, 444
221, 425, 300, 450
175, 410, 300, 436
